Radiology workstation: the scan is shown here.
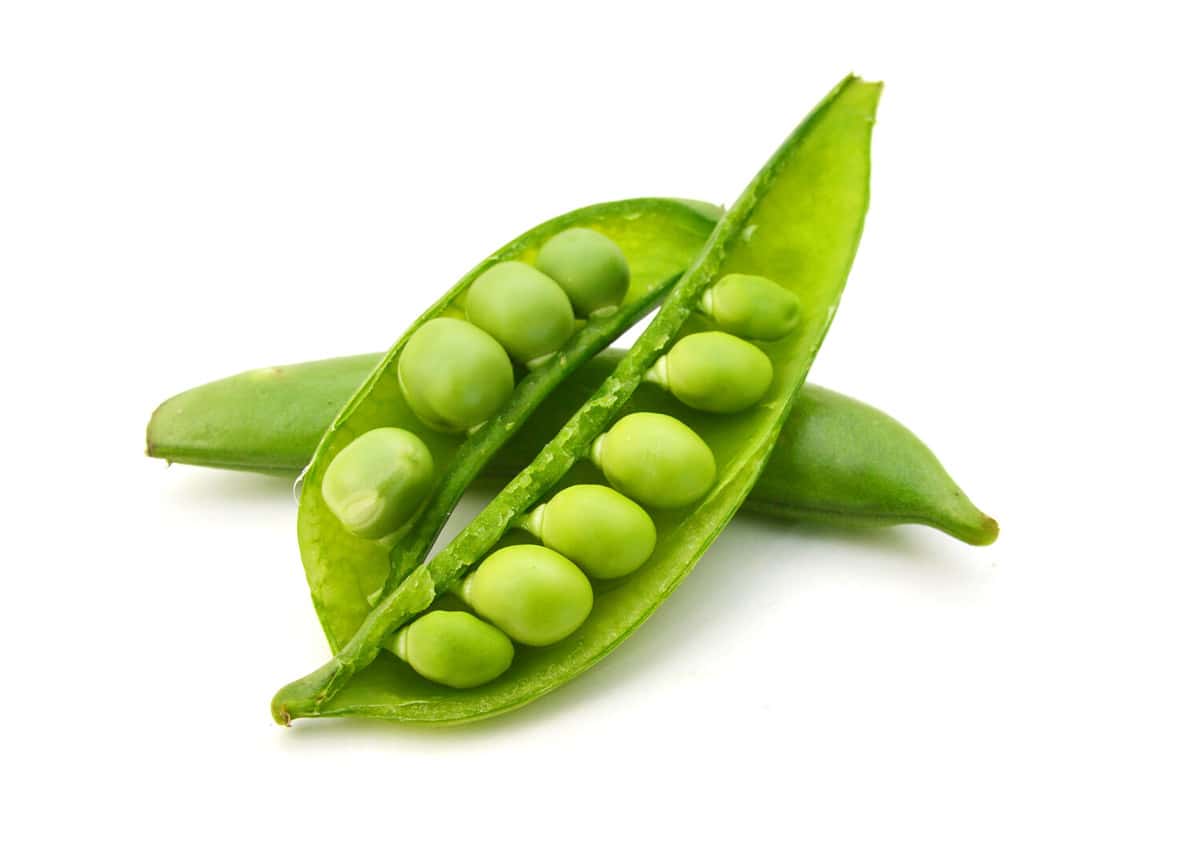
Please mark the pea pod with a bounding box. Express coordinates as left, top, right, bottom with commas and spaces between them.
271, 74, 884, 725
297, 199, 718, 648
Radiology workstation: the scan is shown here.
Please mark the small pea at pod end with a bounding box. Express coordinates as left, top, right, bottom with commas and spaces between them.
700, 273, 801, 340
321, 427, 435, 539
646, 331, 773, 413
465, 261, 576, 366
591, 412, 716, 509
384, 611, 514, 689
398, 317, 515, 433
535, 228, 631, 317
456, 545, 593, 646
523, 484, 657, 579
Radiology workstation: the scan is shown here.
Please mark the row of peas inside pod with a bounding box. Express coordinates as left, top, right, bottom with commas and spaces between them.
355, 274, 801, 689
319, 228, 631, 539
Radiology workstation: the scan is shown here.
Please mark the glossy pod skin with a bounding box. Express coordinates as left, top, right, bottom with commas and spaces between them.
146, 350, 997, 546
271, 76, 888, 725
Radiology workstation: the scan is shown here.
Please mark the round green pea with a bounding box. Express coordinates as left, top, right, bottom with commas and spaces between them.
590, 412, 716, 509
320, 427, 435, 539
646, 331, 774, 413
465, 261, 576, 366
398, 317, 514, 433
456, 545, 593, 646
534, 228, 631, 317
525, 484, 657, 579
385, 610, 514, 689
700, 273, 801, 340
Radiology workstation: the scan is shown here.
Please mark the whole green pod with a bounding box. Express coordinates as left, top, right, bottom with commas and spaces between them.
398, 317, 514, 433
384, 610, 514, 689
535, 228, 631, 316
700, 273, 801, 340
320, 427, 435, 539
465, 261, 576, 366
646, 331, 773, 413
455, 544, 593, 646
591, 412, 716, 509
521, 484, 657, 579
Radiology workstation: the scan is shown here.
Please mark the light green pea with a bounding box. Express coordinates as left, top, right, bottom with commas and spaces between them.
645, 331, 774, 414
320, 427, 435, 539
699, 273, 801, 340
590, 412, 716, 509
398, 317, 514, 433
384, 610, 514, 689
534, 228, 631, 317
465, 261, 576, 366
521, 484, 657, 579
455, 545, 593, 646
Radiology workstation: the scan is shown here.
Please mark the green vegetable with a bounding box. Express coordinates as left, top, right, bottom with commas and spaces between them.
699, 273, 801, 340
454, 545, 594, 646
590, 412, 717, 509
320, 427, 434, 539
145, 350, 997, 547
519, 484, 657, 579
465, 261, 576, 366
397, 317, 515, 433
383, 611, 514, 689
270, 74, 884, 725
645, 331, 774, 413
534, 227, 631, 316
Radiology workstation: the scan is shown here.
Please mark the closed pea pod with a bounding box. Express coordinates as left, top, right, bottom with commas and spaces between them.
320, 427, 435, 539
384, 610, 514, 689
398, 317, 514, 433
519, 484, 657, 579
535, 227, 631, 316
465, 261, 576, 366
590, 412, 716, 509
699, 273, 801, 340
646, 331, 773, 413
454, 545, 593, 646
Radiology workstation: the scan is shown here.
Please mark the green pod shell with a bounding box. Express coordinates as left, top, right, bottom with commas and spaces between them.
523, 484, 657, 579
385, 611, 514, 689
146, 348, 998, 545
398, 317, 515, 433
465, 261, 576, 366
591, 412, 716, 509
320, 427, 435, 539
535, 228, 631, 316
700, 273, 801, 340
646, 331, 773, 413
457, 545, 593, 646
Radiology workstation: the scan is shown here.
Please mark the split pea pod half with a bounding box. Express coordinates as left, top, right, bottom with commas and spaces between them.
271, 74, 884, 725
292, 199, 719, 648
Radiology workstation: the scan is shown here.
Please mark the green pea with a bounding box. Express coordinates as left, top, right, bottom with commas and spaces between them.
398, 317, 514, 433
590, 412, 716, 509
455, 545, 593, 646
320, 427, 435, 539
465, 261, 576, 366
699, 273, 801, 340
645, 331, 773, 414
522, 484, 657, 579
535, 228, 631, 317
384, 610, 514, 689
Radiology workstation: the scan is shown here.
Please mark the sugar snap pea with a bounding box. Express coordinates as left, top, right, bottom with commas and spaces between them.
271, 74, 884, 724
147, 349, 996, 546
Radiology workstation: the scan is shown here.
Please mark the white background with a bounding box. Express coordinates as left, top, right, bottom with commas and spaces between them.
3, 1, 1196, 851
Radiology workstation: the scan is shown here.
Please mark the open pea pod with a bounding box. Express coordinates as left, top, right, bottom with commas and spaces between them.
298, 199, 720, 648
272, 74, 882, 725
